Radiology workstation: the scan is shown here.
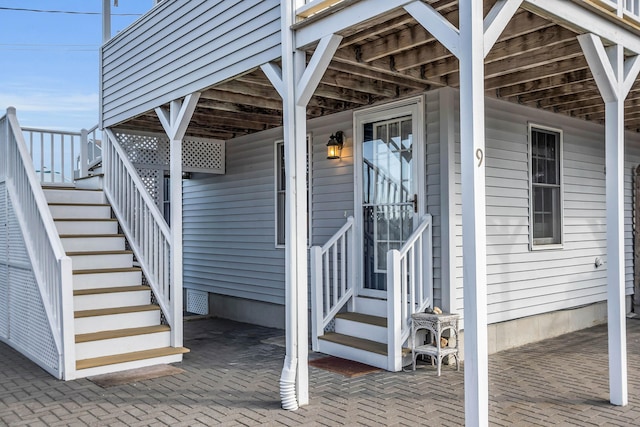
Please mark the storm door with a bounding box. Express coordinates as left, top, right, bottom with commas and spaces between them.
355, 99, 424, 298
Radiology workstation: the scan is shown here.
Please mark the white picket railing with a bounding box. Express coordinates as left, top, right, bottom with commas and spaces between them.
0, 108, 75, 379
386, 214, 433, 371
599, 0, 640, 19
21, 125, 99, 183
310, 216, 355, 350
103, 129, 175, 340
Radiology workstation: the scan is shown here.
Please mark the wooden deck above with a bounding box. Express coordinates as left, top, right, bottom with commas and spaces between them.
109, 0, 640, 140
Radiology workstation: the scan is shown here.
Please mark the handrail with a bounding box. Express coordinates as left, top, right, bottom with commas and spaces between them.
387, 214, 433, 371
1, 108, 75, 379
310, 216, 355, 351
102, 129, 175, 336
22, 124, 99, 182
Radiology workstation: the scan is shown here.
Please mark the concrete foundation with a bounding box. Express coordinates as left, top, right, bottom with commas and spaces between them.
457, 300, 613, 360
208, 294, 285, 329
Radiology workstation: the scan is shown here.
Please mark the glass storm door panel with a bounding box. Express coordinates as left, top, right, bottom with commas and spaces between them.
362, 116, 415, 292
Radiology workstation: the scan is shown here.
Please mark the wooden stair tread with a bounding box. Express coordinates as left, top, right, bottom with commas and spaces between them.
319, 332, 387, 355
43, 186, 102, 191
54, 218, 117, 222
41, 184, 76, 189
66, 250, 133, 256
75, 304, 159, 318
74, 267, 141, 275
76, 325, 170, 343
335, 312, 387, 327
76, 347, 190, 370
74, 285, 150, 296
48, 202, 109, 207
75, 173, 104, 180
319, 333, 410, 357
60, 234, 125, 238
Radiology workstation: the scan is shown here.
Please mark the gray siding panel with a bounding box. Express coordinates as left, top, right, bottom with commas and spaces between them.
182, 111, 354, 305
450, 90, 640, 324
101, 0, 281, 127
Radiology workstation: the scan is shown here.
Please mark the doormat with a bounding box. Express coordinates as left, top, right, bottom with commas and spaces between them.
309, 356, 381, 378
87, 364, 185, 388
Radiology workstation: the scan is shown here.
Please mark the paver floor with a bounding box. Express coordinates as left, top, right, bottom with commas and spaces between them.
1, 316, 640, 426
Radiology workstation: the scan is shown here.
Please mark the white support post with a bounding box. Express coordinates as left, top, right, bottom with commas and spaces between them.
310, 246, 323, 351
80, 129, 89, 178
386, 250, 402, 372
102, 0, 111, 43
155, 92, 201, 348
439, 87, 457, 315
60, 256, 76, 380
268, 0, 342, 409
459, 1, 488, 425
578, 33, 640, 407
406, 1, 522, 423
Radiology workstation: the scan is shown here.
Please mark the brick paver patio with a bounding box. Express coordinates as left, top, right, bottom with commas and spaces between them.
1, 316, 639, 426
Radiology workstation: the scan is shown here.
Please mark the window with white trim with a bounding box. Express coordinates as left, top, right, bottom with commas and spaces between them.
530, 125, 563, 247
275, 135, 312, 247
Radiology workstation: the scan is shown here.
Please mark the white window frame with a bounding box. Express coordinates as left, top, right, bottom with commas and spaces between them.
529, 123, 564, 250
274, 134, 312, 248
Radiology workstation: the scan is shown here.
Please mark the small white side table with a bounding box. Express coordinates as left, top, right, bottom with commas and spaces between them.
410, 312, 460, 375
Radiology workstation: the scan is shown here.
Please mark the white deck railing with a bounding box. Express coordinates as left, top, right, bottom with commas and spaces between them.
599, 0, 640, 20
387, 214, 433, 371
21, 125, 100, 183
103, 129, 175, 340
310, 216, 355, 350
0, 108, 75, 379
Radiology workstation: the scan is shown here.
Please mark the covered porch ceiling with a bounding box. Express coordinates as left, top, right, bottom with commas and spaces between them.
116, 0, 640, 140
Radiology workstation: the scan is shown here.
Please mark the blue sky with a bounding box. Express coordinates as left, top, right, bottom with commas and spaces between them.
0, 1, 152, 131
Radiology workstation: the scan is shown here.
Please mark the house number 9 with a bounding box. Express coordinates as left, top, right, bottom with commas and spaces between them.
476, 148, 484, 167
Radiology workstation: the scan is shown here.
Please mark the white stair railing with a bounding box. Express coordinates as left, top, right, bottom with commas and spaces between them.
0, 108, 75, 379
21, 124, 99, 183
387, 214, 433, 371
103, 129, 175, 341
310, 216, 355, 350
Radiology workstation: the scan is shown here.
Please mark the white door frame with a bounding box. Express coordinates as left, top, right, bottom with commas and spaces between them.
353, 96, 426, 299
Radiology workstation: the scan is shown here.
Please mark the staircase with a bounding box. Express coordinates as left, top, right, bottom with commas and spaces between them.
317, 297, 405, 370
311, 215, 433, 372
44, 176, 188, 378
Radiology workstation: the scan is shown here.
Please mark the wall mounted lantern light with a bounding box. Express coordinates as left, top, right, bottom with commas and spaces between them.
327, 131, 344, 159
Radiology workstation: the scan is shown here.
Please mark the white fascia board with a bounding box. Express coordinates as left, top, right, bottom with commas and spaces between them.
524, 0, 640, 55
295, 0, 414, 49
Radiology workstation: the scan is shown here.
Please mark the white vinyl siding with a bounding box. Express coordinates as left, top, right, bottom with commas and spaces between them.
182, 112, 353, 305
101, 0, 281, 127
449, 89, 638, 324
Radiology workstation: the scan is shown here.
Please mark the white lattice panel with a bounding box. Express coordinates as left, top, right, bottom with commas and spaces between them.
116, 131, 170, 166
116, 129, 225, 174
186, 289, 209, 315
9, 265, 59, 372
138, 168, 163, 207
8, 196, 29, 266
183, 137, 225, 174
4, 199, 59, 374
